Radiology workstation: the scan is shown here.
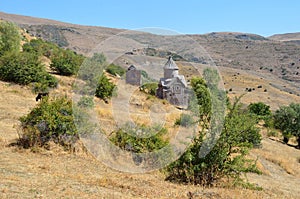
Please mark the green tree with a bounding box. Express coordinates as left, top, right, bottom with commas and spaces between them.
165, 97, 261, 187
95, 74, 116, 101
203, 67, 220, 87
274, 103, 300, 147
78, 53, 106, 82
0, 21, 21, 56
23, 38, 60, 58
0, 51, 57, 91
248, 102, 271, 117
190, 77, 211, 121
50, 49, 84, 76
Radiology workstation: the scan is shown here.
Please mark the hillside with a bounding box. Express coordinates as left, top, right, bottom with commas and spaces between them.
1, 11, 299, 109
1, 78, 300, 198
0, 11, 300, 199
269, 32, 300, 41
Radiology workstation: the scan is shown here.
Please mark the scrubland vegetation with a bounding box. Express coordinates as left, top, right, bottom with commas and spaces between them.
0, 21, 300, 198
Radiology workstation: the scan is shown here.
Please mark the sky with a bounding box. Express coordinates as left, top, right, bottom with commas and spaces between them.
0, 0, 299, 36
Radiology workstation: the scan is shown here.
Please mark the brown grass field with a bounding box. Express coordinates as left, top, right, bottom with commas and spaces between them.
0, 72, 300, 199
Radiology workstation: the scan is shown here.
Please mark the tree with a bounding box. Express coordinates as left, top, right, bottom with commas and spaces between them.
95, 74, 116, 101
165, 96, 261, 187
0, 21, 21, 56
0, 51, 57, 91
50, 49, 84, 76
203, 67, 220, 87
23, 38, 60, 58
274, 103, 300, 147
248, 102, 271, 117
190, 77, 211, 121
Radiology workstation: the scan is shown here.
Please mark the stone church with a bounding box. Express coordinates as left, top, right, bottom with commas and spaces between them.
126, 65, 142, 86
156, 57, 189, 108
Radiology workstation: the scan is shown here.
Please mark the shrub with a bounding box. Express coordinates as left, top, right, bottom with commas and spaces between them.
248, 102, 271, 117
95, 74, 116, 101
110, 124, 168, 153
77, 96, 94, 108
50, 49, 84, 76
175, 114, 194, 127
274, 103, 300, 147
165, 97, 261, 187
263, 115, 274, 128
0, 21, 21, 56
78, 53, 106, 82
18, 97, 78, 149
23, 38, 60, 58
0, 51, 57, 91
140, 82, 158, 96
106, 64, 125, 76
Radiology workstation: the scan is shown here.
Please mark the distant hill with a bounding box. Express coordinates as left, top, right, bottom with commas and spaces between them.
0, 11, 299, 108
269, 32, 300, 41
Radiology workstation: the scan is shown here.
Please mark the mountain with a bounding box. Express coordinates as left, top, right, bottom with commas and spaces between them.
269, 32, 300, 41
1, 11, 300, 109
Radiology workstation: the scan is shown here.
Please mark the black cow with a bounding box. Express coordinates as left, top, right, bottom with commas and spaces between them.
36, 92, 49, 101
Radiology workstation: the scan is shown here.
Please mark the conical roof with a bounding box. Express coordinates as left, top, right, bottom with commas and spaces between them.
164, 56, 178, 69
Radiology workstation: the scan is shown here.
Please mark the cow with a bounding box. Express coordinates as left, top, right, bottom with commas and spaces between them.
36, 92, 49, 101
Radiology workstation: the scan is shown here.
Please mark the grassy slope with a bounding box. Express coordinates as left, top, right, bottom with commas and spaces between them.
0, 73, 300, 198
0, 13, 299, 198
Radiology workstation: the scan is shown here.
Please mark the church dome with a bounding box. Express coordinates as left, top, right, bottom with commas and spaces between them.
164, 56, 179, 70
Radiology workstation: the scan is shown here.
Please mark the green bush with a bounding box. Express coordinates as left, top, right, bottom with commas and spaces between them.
23, 38, 60, 58
0, 51, 57, 91
274, 103, 300, 147
77, 96, 94, 108
175, 114, 194, 127
110, 124, 168, 153
77, 53, 106, 83
0, 21, 21, 56
19, 97, 78, 149
140, 82, 158, 96
248, 102, 271, 117
95, 74, 116, 101
263, 115, 274, 128
50, 49, 84, 76
106, 64, 125, 76
165, 98, 261, 186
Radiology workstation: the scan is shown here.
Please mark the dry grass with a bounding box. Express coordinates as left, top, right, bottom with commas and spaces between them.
0, 144, 289, 199
252, 139, 300, 177
0, 78, 299, 198
220, 67, 300, 110
0, 62, 300, 198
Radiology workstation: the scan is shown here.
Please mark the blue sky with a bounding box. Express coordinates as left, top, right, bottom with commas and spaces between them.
0, 0, 299, 36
